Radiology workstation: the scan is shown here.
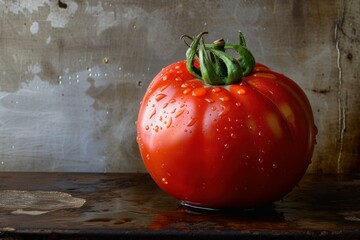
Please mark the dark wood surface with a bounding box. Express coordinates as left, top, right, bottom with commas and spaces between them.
0, 173, 359, 239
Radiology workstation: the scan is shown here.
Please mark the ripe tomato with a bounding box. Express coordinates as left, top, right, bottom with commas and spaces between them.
137, 32, 316, 209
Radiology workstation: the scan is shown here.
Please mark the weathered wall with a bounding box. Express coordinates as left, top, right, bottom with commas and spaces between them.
0, 0, 359, 173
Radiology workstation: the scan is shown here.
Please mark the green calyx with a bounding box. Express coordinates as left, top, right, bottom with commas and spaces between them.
181, 32, 255, 85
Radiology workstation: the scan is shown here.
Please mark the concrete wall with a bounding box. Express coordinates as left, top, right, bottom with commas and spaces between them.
0, 0, 359, 173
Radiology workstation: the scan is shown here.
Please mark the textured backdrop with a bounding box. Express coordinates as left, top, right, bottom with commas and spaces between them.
0, 0, 359, 172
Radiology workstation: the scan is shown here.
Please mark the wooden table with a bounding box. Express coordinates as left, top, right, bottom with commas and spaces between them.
0, 173, 359, 239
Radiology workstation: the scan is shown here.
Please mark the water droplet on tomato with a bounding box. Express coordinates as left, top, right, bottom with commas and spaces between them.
146, 154, 150, 160
183, 88, 191, 94
150, 109, 156, 119
212, 87, 221, 93
154, 125, 159, 132
211, 106, 217, 111
235, 102, 241, 107
163, 102, 169, 109
145, 125, 149, 130
258, 158, 264, 164
186, 118, 197, 127
175, 109, 185, 118
272, 163, 278, 169
224, 143, 230, 149
258, 131, 263, 136
219, 96, 230, 102
166, 117, 172, 128
171, 108, 177, 114
237, 88, 246, 95
205, 98, 214, 103
169, 98, 176, 103
253, 73, 276, 79
230, 133, 237, 139
219, 106, 230, 117
192, 88, 207, 97
162, 178, 169, 184
160, 84, 169, 92
162, 76, 167, 81
155, 93, 167, 102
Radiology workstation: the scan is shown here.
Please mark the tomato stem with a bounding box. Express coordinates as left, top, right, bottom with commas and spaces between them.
182, 32, 255, 85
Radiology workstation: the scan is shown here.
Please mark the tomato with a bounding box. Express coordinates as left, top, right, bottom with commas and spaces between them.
136, 32, 316, 209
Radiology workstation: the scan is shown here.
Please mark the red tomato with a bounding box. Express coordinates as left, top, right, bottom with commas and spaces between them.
137, 33, 316, 209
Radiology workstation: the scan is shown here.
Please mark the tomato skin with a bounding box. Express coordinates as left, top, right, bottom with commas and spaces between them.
137, 60, 316, 209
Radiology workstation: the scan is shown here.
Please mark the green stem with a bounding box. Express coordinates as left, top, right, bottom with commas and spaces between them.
183, 31, 255, 85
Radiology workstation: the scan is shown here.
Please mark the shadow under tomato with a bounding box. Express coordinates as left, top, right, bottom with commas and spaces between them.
149, 201, 285, 231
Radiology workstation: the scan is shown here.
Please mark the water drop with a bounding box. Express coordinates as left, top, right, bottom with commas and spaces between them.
258, 158, 264, 164
212, 87, 221, 93
162, 177, 168, 185
146, 154, 150, 160
150, 109, 156, 119
230, 133, 237, 139
160, 84, 169, 92
145, 125, 149, 130
253, 73, 276, 79
155, 93, 167, 102
272, 163, 278, 169
258, 131, 263, 136
166, 117, 172, 128
183, 88, 191, 95
237, 88, 246, 95
219, 96, 230, 102
186, 118, 197, 127
224, 143, 230, 149
218, 106, 230, 117
175, 109, 185, 118
154, 125, 159, 132
192, 88, 207, 97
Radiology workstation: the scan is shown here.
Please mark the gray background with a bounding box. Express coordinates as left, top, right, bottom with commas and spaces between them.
0, 0, 359, 173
